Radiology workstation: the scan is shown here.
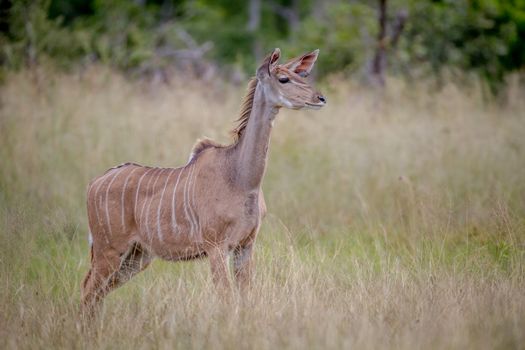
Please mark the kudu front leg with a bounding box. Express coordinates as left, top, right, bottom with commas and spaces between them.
233, 244, 254, 291
207, 246, 231, 298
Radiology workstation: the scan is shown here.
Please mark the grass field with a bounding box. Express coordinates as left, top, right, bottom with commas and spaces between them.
1, 67, 524, 349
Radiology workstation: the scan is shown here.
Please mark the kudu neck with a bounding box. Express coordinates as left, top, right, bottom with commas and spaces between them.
234, 82, 279, 190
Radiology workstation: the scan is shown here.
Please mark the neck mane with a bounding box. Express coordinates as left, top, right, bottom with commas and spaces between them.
189, 78, 259, 160
231, 77, 258, 143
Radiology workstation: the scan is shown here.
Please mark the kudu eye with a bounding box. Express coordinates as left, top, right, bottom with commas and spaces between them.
278, 76, 290, 84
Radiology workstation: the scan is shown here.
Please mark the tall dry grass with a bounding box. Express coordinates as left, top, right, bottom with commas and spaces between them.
0, 67, 524, 349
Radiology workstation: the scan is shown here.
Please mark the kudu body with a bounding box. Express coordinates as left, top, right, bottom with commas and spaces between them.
81, 48, 326, 314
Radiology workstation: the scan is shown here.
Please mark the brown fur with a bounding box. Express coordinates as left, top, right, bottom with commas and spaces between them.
80, 48, 325, 317
190, 137, 225, 160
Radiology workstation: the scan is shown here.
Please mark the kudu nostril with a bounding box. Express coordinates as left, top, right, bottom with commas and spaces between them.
318, 95, 326, 103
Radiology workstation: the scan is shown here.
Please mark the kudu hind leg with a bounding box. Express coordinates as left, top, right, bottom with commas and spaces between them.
80, 249, 122, 318
114, 243, 152, 286
80, 243, 151, 317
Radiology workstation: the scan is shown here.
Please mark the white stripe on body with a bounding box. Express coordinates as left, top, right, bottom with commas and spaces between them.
134, 168, 155, 219
91, 169, 121, 243
189, 164, 200, 238
120, 167, 140, 232
89, 171, 112, 228
104, 167, 127, 237
183, 163, 196, 236
86, 177, 104, 242
139, 168, 161, 239
144, 169, 164, 239
170, 167, 185, 234
156, 168, 175, 241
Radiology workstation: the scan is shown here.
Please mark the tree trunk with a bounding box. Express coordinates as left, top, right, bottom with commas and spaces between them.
247, 0, 262, 61
371, 0, 387, 87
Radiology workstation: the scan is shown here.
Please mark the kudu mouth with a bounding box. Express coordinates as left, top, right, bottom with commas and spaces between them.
305, 95, 327, 109
305, 102, 325, 110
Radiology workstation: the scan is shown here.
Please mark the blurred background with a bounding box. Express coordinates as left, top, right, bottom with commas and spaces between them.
1, 0, 524, 88
0, 1, 524, 349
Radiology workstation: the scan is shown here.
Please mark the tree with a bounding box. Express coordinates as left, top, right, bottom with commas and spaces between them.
369, 0, 407, 87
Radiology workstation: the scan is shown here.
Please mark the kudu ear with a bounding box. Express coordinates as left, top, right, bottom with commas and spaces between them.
282, 49, 319, 77
256, 48, 281, 79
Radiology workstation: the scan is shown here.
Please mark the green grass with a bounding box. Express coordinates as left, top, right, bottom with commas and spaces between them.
0, 67, 524, 349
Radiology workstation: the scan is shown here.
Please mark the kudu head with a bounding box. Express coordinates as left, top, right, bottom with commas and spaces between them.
256, 48, 326, 110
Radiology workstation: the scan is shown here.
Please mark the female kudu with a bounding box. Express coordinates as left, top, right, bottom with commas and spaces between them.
81, 48, 326, 314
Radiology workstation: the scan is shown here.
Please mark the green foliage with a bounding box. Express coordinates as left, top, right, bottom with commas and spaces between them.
399, 0, 525, 85
0, 0, 524, 84
179, 1, 252, 67
287, 2, 376, 76
1, 0, 89, 68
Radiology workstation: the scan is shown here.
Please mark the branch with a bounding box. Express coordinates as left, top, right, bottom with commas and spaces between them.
390, 10, 408, 48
